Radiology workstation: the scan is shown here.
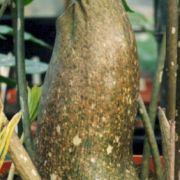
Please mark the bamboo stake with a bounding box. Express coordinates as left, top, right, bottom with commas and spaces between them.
158, 107, 176, 180
158, 107, 170, 179
15, 0, 34, 158
7, 134, 24, 180
7, 163, 15, 180
140, 34, 166, 179
138, 96, 164, 180
8, 133, 41, 180
0, 100, 41, 180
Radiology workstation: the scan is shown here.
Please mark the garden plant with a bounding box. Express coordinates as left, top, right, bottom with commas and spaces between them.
0, 0, 179, 180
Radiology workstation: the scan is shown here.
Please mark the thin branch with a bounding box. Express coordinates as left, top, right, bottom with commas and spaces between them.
140, 34, 166, 179
138, 96, 164, 180
175, 1, 180, 179
166, 0, 178, 121
166, 0, 178, 178
15, 0, 34, 157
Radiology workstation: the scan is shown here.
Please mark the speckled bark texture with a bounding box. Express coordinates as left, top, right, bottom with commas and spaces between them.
35, 0, 139, 179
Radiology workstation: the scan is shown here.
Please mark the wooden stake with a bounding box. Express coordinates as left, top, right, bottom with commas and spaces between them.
8, 133, 41, 180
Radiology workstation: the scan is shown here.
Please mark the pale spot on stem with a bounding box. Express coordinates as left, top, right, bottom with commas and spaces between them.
56, 125, 61, 134
115, 136, 119, 143
73, 134, 82, 146
102, 116, 106, 122
17, 18, 21, 31
159, 71, 163, 83
50, 173, 57, 180
171, 27, 176, 34
139, 108, 144, 115
107, 145, 113, 155
90, 157, 96, 163
48, 152, 52, 157
20, 154, 27, 162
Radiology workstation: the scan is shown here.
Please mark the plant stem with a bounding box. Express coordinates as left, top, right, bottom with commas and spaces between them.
166, 0, 178, 121
175, 1, 180, 179
15, 0, 34, 158
138, 96, 164, 180
140, 34, 166, 179
166, 0, 178, 178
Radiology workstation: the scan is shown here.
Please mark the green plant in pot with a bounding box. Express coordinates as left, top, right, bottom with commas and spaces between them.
35, 0, 139, 179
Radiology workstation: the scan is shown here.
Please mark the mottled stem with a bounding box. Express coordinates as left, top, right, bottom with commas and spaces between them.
166, 0, 178, 178
175, 1, 180, 179
138, 96, 164, 180
140, 34, 166, 179
166, 0, 178, 120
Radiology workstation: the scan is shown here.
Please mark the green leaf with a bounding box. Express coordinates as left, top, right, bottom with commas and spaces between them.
0, 53, 49, 74
0, 25, 52, 49
24, 0, 33, 6
0, 25, 13, 35
0, 34, 6, 40
0, 75, 16, 87
121, 0, 134, 12
24, 32, 52, 49
28, 86, 42, 122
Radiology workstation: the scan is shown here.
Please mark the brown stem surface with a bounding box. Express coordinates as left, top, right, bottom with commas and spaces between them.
175, 1, 180, 179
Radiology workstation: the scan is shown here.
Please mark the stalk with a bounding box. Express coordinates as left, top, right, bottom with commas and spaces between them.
166, 0, 178, 178
15, 0, 34, 158
138, 96, 164, 180
175, 1, 180, 179
140, 34, 166, 179
166, 0, 178, 121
